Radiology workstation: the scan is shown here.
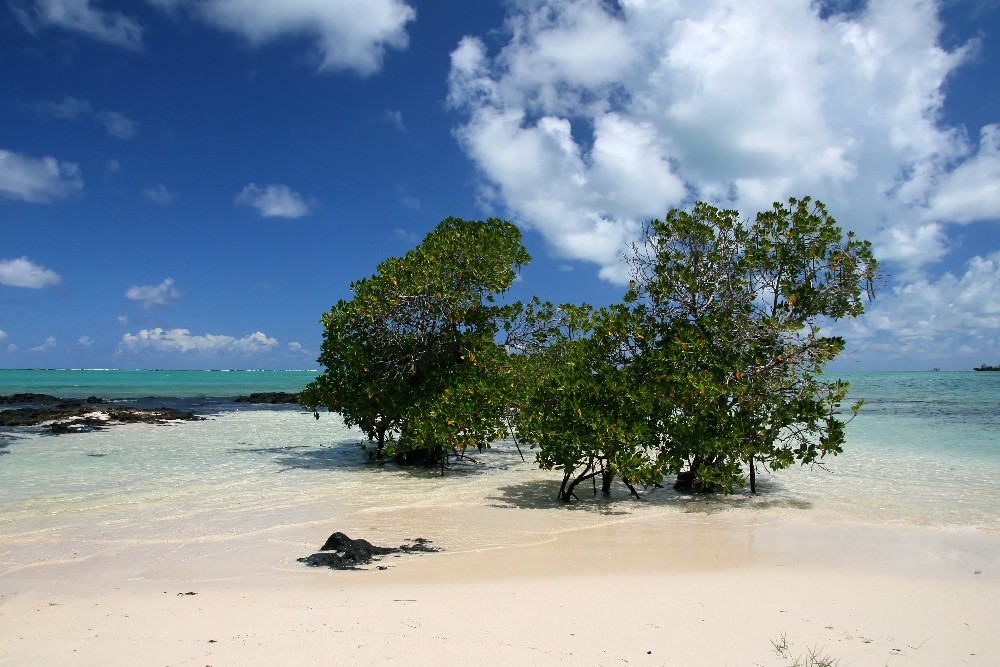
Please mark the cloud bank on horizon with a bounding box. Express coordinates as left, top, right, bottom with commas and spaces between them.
1, 0, 998, 369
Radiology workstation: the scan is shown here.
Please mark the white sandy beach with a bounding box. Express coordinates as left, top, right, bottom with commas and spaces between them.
2, 511, 997, 666
2, 407, 998, 666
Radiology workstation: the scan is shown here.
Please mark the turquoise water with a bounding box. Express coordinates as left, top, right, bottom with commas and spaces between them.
1, 369, 998, 550
0, 368, 317, 400
6, 368, 993, 465
838, 371, 999, 461
763, 371, 1000, 529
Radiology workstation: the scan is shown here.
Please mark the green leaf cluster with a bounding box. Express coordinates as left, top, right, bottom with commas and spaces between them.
301, 217, 528, 466
510, 302, 660, 500
511, 197, 877, 498
305, 198, 876, 500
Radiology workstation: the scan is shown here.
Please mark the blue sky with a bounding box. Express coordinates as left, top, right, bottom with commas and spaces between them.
1, 0, 998, 371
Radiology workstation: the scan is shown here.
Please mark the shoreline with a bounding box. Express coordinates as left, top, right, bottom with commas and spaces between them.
3, 379, 998, 665
2, 513, 996, 666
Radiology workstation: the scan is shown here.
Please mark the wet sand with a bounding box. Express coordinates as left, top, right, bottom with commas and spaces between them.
1, 510, 996, 666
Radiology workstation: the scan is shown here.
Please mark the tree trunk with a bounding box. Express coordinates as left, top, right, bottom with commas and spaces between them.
673, 456, 702, 491
562, 466, 598, 503
558, 472, 571, 502
620, 477, 641, 500
749, 455, 756, 494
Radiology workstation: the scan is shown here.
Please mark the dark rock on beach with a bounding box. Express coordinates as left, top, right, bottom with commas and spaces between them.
0, 396, 202, 434
233, 392, 301, 404
0, 393, 63, 405
298, 532, 440, 570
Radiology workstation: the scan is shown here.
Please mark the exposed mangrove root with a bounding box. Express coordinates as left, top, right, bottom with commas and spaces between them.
557, 455, 642, 502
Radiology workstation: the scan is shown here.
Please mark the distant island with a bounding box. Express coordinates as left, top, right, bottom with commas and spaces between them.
973, 364, 1000, 371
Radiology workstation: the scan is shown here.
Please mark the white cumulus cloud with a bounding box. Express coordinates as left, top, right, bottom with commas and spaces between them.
31, 336, 57, 353
0, 149, 83, 203
13, 0, 415, 75
125, 277, 181, 308
922, 124, 1000, 225
191, 0, 416, 75
447, 0, 995, 281
235, 183, 310, 218
833, 252, 1000, 365
118, 328, 279, 356
873, 222, 951, 279
0, 257, 62, 288
10, 0, 143, 49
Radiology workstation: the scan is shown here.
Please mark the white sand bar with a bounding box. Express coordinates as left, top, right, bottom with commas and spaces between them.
1, 512, 996, 666
1, 414, 997, 666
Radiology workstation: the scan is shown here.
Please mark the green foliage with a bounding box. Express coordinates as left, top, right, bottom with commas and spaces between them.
513, 197, 876, 500
303, 198, 874, 500
301, 217, 529, 465
624, 197, 877, 493
511, 302, 661, 501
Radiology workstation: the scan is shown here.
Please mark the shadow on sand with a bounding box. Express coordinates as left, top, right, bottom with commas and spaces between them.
229, 440, 527, 479
228, 440, 814, 514
489, 474, 814, 514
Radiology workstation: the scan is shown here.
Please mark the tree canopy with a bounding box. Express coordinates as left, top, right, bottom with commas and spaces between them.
300, 217, 529, 466
513, 197, 877, 498
510, 301, 656, 501
624, 197, 877, 492
305, 198, 876, 500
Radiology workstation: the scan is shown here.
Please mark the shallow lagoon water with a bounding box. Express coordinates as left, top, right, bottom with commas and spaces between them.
1, 370, 998, 583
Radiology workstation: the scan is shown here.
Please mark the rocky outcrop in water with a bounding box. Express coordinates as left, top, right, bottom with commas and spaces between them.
0, 395, 202, 433
233, 392, 301, 404
0, 393, 64, 404
298, 532, 440, 570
